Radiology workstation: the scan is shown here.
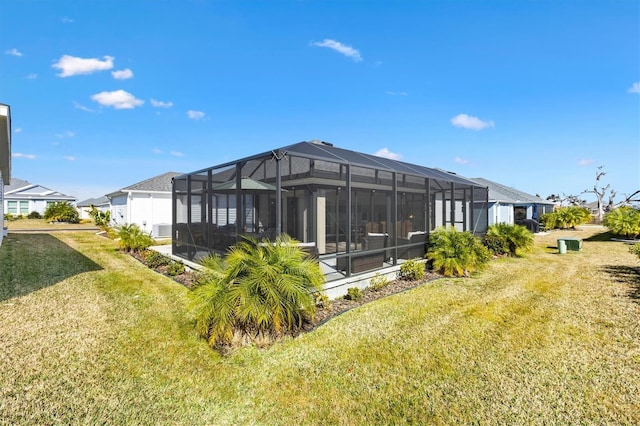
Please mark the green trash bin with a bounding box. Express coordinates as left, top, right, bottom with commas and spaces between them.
558, 239, 567, 254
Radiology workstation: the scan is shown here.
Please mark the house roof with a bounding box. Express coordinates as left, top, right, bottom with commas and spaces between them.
77, 195, 110, 207
182, 141, 483, 188
470, 177, 554, 205
0, 103, 11, 183
4, 178, 76, 201
107, 172, 182, 197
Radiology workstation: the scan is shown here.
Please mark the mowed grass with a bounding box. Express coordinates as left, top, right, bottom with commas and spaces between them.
0, 226, 639, 424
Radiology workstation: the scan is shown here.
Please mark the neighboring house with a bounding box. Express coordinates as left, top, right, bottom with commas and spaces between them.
470, 177, 555, 226
0, 103, 11, 246
172, 140, 490, 280
106, 172, 182, 238
76, 195, 110, 220
3, 178, 76, 216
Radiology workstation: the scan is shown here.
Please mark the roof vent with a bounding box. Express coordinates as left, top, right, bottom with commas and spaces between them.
309, 139, 333, 147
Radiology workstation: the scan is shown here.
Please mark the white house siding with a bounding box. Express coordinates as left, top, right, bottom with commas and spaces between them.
487, 202, 514, 226
1, 179, 5, 245
129, 192, 172, 236
109, 195, 128, 226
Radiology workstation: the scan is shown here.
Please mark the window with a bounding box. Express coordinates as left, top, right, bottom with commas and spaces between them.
514, 206, 527, 221
8, 200, 29, 214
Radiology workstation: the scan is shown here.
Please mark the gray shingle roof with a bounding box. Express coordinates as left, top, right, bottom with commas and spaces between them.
470, 177, 554, 205
109, 172, 182, 196
77, 195, 110, 207
4, 178, 76, 200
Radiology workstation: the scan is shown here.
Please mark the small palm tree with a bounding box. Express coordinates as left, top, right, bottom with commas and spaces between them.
604, 206, 640, 239
116, 223, 155, 252
485, 223, 533, 257
426, 227, 489, 277
189, 234, 325, 349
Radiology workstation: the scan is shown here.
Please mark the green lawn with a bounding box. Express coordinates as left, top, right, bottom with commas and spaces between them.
1, 227, 639, 424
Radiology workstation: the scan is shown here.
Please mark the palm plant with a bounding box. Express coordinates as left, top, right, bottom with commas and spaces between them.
604, 206, 640, 239
426, 227, 490, 277
484, 223, 534, 257
189, 234, 325, 349
116, 224, 155, 252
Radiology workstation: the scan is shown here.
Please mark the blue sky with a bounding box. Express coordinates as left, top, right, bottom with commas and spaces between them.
2, 0, 639, 203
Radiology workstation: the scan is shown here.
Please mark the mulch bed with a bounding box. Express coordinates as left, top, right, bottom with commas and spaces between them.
129, 248, 443, 328
310, 271, 442, 327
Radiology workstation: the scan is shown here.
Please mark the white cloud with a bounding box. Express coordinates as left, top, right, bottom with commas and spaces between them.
25, 73, 38, 79
578, 158, 595, 166
151, 99, 173, 108
187, 110, 205, 120
13, 128, 22, 133
56, 131, 75, 138
450, 114, 495, 130
373, 148, 402, 160
386, 91, 407, 96
152, 148, 163, 154
311, 39, 362, 62
73, 101, 94, 112
170, 151, 184, 157
12, 152, 36, 159
454, 157, 469, 164
628, 82, 640, 94
53, 54, 114, 77
112, 68, 134, 80
63, 156, 76, 161
91, 90, 144, 109
5, 48, 23, 57
61, 17, 74, 24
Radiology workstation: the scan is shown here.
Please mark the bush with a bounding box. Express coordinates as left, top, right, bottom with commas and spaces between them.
189, 234, 325, 350
116, 224, 155, 252
484, 223, 533, 257
345, 287, 363, 301
3, 213, 17, 221
482, 233, 509, 256
314, 293, 332, 309
27, 211, 42, 219
604, 206, 640, 239
44, 202, 79, 223
541, 206, 591, 230
87, 206, 111, 231
399, 258, 425, 281
427, 227, 490, 277
630, 244, 640, 259
167, 261, 186, 276
144, 250, 172, 268
369, 273, 390, 291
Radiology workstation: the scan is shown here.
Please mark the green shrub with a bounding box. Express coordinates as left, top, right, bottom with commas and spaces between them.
369, 273, 390, 291
314, 293, 332, 309
27, 211, 42, 219
630, 243, 640, 259
482, 232, 509, 256
144, 250, 172, 268
604, 206, 640, 239
3, 213, 17, 221
87, 206, 111, 231
345, 287, 363, 301
399, 258, 425, 281
189, 234, 325, 350
44, 202, 79, 223
542, 206, 591, 230
167, 261, 186, 276
116, 224, 155, 252
427, 227, 490, 277
484, 223, 533, 257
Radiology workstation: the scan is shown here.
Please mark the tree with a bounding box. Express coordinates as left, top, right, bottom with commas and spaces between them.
583, 165, 640, 223
546, 194, 586, 207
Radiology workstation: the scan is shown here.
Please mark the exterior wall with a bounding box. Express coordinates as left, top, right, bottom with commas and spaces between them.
109, 195, 128, 225
109, 192, 172, 237
0, 179, 4, 246
488, 202, 514, 225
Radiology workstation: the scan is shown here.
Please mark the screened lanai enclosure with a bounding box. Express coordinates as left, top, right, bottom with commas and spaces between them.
172, 141, 489, 280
